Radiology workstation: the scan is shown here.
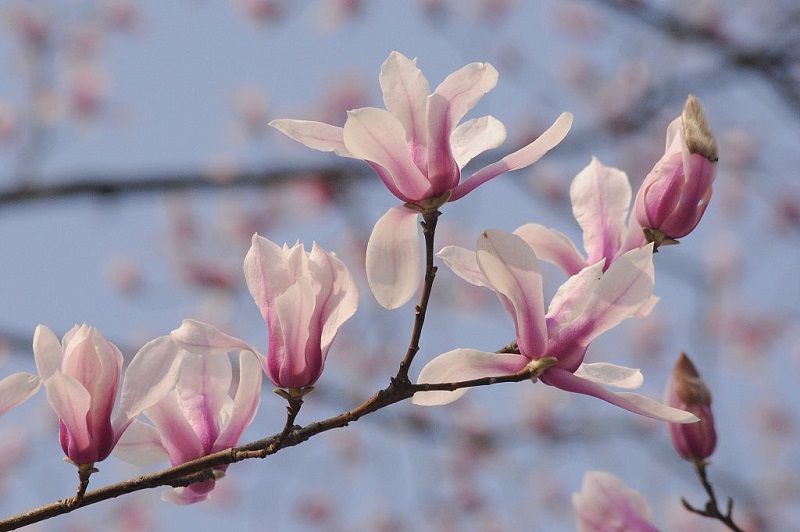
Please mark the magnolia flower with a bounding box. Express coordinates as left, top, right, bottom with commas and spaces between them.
666, 353, 717, 462
635, 95, 718, 247
270, 51, 572, 309
504, 157, 646, 277
171, 234, 358, 391
414, 230, 696, 423
34, 324, 182, 466
0, 372, 41, 417
572, 471, 658, 532
115, 349, 262, 505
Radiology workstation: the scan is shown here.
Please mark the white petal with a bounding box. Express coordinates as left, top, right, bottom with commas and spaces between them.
545, 260, 605, 338
366, 206, 422, 309
413, 348, 528, 406
113, 419, 169, 466
380, 51, 430, 150
574, 363, 643, 389
452, 112, 572, 201
513, 223, 587, 276
313, 246, 359, 354
115, 335, 182, 430
0, 372, 41, 416
269, 119, 351, 157
450, 116, 506, 169
436, 245, 489, 287
33, 324, 62, 379
570, 158, 632, 265
171, 319, 260, 357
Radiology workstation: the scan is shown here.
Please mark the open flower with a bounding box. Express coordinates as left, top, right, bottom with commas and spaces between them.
635, 95, 718, 247
270, 51, 572, 309
171, 234, 358, 392
504, 157, 647, 277
0, 371, 41, 417
115, 348, 262, 505
573, 471, 658, 532
666, 352, 717, 462
34, 324, 182, 466
414, 230, 696, 423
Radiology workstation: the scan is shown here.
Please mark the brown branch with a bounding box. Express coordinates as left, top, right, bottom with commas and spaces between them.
681, 459, 747, 532
0, 350, 543, 531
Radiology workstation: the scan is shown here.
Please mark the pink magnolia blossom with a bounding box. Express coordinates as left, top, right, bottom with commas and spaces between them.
0, 372, 41, 417
34, 324, 182, 466
414, 230, 696, 423
171, 233, 359, 391
635, 95, 718, 246
504, 157, 647, 277
270, 51, 572, 309
572, 471, 658, 532
666, 353, 717, 462
115, 349, 261, 505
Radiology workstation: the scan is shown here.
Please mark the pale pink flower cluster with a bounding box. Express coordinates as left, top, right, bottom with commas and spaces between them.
0, 52, 718, 515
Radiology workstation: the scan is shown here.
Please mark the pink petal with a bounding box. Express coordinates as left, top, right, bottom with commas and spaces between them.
513, 223, 587, 276
366, 206, 422, 309
477, 230, 547, 359
573, 363, 643, 389
311, 244, 359, 354
175, 353, 233, 451
413, 348, 528, 406
115, 335, 182, 432
44, 372, 92, 452
343, 107, 431, 201
379, 52, 430, 151
244, 234, 293, 324
570, 158, 632, 265
543, 368, 698, 423
268, 119, 351, 157
450, 116, 507, 169
573, 471, 657, 532
545, 261, 605, 339
0, 372, 41, 416
162, 480, 216, 506
145, 391, 205, 465
426, 62, 498, 192
436, 245, 489, 287
451, 112, 573, 201
33, 324, 63, 380
270, 278, 316, 386
575, 244, 655, 346
113, 419, 169, 466
215, 351, 262, 450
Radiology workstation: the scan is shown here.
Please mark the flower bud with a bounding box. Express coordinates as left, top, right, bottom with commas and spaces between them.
665, 353, 717, 462
635, 95, 717, 247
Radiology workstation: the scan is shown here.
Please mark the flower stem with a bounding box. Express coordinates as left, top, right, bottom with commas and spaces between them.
681, 460, 746, 532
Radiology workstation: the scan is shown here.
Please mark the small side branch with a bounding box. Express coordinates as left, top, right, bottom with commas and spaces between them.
681, 460, 746, 532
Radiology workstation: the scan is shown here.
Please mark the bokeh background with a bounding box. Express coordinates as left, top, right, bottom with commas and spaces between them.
1, 1, 798, 530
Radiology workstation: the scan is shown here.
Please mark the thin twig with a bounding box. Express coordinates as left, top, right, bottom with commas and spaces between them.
681, 459, 746, 532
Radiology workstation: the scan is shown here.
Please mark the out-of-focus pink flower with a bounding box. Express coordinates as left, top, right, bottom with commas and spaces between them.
666, 353, 717, 462
171, 233, 359, 391
572, 471, 658, 532
415, 230, 696, 424
509, 157, 647, 277
115, 349, 261, 505
635, 95, 718, 247
34, 325, 181, 466
270, 51, 572, 309
0, 372, 41, 417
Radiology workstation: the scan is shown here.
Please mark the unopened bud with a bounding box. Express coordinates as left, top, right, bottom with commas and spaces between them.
665, 353, 717, 462
635, 95, 717, 247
